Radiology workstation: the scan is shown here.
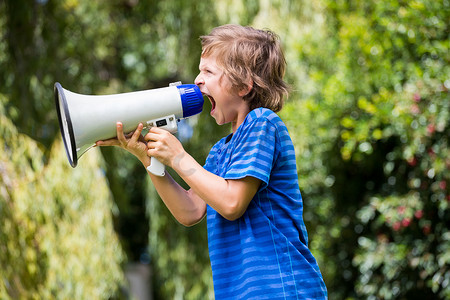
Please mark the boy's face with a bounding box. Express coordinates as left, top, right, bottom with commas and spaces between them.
195, 55, 250, 131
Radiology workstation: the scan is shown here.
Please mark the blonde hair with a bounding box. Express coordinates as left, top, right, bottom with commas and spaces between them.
200, 24, 289, 112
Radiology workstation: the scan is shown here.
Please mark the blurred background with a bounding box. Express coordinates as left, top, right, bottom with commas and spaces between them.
0, 0, 448, 299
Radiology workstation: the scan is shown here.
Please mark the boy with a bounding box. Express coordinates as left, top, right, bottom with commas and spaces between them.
97, 24, 327, 299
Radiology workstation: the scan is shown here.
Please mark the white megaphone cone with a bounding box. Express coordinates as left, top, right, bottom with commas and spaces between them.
54, 82, 204, 176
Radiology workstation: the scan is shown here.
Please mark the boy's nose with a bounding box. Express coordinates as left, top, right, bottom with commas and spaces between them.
194, 74, 204, 86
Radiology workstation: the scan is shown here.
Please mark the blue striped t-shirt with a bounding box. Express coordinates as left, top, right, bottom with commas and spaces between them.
204, 108, 328, 299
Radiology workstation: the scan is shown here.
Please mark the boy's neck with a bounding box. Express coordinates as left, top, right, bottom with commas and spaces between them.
231, 104, 251, 134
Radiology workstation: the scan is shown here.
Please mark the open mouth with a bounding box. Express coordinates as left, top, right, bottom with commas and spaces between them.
205, 94, 216, 114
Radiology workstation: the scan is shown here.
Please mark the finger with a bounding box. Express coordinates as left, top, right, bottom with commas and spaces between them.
147, 140, 158, 150
149, 126, 161, 133
131, 123, 144, 141
147, 148, 156, 157
149, 126, 170, 135
116, 122, 127, 143
144, 132, 159, 142
95, 138, 119, 147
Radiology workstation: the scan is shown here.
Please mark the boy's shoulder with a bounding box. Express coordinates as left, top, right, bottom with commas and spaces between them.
246, 107, 281, 124
244, 108, 285, 132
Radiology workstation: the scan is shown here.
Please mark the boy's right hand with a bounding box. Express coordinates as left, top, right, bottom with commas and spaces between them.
145, 126, 186, 170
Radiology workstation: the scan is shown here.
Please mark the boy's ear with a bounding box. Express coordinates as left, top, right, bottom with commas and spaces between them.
238, 79, 253, 97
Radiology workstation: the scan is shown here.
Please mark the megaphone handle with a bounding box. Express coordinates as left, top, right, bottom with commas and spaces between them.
147, 157, 165, 176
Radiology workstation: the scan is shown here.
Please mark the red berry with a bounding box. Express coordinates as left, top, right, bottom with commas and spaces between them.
407, 157, 417, 166
393, 221, 401, 231
414, 210, 423, 219
401, 218, 411, 227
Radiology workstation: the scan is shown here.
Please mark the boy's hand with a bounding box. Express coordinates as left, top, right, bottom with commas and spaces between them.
95, 122, 150, 166
145, 127, 185, 169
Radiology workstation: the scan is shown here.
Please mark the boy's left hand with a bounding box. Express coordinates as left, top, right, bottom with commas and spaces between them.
96, 122, 150, 165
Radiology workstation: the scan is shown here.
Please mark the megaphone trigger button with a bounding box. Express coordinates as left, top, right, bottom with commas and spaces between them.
156, 119, 168, 127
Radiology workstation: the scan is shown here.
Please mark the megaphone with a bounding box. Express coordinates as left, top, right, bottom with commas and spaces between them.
54, 81, 204, 176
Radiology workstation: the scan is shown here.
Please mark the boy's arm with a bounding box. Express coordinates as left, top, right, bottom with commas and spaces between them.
98, 123, 260, 225
147, 127, 261, 221
172, 153, 260, 221
147, 171, 207, 226
96, 122, 207, 226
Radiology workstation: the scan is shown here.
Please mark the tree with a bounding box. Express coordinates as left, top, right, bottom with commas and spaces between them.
1, 0, 448, 298
0, 95, 125, 299
281, 0, 449, 298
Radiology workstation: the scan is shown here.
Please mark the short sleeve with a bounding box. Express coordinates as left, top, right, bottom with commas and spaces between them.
203, 135, 229, 175
224, 117, 278, 189
203, 142, 219, 173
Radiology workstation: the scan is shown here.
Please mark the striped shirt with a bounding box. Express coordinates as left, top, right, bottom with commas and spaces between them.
204, 108, 328, 299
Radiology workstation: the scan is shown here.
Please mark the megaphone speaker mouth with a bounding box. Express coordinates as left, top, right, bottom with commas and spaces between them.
54, 82, 204, 170
54, 82, 78, 167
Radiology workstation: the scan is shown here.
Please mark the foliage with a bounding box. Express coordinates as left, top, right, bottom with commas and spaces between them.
1, 0, 221, 298
0, 95, 124, 299
1, 0, 448, 299
280, 0, 449, 298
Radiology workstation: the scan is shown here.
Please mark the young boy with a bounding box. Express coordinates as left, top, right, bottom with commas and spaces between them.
97, 24, 328, 299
